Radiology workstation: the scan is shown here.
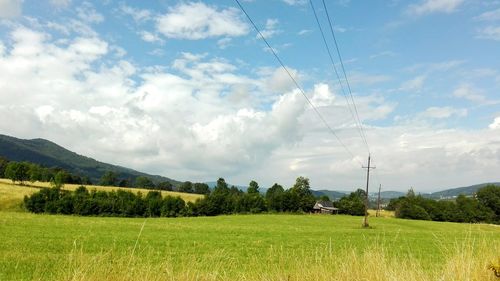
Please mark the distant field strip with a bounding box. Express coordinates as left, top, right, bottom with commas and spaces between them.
0, 178, 203, 207
0, 211, 498, 280
0, 182, 38, 211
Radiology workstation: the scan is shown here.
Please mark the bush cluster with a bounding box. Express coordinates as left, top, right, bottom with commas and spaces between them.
23, 177, 321, 217
24, 186, 187, 217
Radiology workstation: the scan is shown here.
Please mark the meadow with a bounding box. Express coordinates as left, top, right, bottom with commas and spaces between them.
0, 181, 499, 280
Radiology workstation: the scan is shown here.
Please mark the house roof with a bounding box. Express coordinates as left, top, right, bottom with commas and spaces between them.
317, 201, 334, 208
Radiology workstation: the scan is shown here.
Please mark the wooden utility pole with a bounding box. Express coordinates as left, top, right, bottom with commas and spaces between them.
376, 184, 381, 217
362, 154, 375, 227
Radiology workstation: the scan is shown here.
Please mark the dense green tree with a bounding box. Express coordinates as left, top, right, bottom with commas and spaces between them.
289, 177, 315, 212
396, 201, 431, 220
135, 176, 155, 189
157, 181, 173, 191
5, 162, 30, 184
247, 180, 260, 194
161, 196, 185, 217
386, 197, 405, 211
52, 170, 69, 188
81, 176, 93, 185
336, 189, 365, 216
198, 178, 232, 216
317, 195, 330, 202
281, 190, 300, 212
193, 183, 210, 195
118, 179, 129, 187
476, 184, 500, 222
216, 178, 228, 190
0, 157, 9, 178
40, 168, 56, 182
178, 181, 194, 193
27, 163, 42, 182
144, 191, 163, 217
100, 171, 118, 186
241, 193, 266, 213
266, 183, 285, 211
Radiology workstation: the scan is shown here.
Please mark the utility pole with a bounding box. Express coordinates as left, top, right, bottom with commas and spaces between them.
362, 154, 375, 227
376, 184, 381, 217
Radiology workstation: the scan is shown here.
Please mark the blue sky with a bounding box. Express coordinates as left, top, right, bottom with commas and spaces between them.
0, 0, 499, 192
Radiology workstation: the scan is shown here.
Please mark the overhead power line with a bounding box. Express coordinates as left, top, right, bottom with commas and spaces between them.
310, 0, 381, 226
233, 0, 363, 166
308, 0, 367, 153
320, 0, 371, 153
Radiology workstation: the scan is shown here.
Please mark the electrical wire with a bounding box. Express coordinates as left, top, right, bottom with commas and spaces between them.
234, 0, 363, 166
309, 0, 367, 154
321, 0, 370, 153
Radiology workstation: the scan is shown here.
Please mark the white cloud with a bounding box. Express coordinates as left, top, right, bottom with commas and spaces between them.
259, 19, 281, 39
261, 67, 300, 94
477, 26, 500, 41
0, 25, 311, 179
400, 75, 426, 92
156, 2, 249, 40
407, 0, 464, 16
337, 0, 351, 7
1, 24, 499, 192
76, 2, 104, 24
419, 106, 467, 119
489, 116, 500, 129
453, 84, 486, 102
369, 51, 396, 59
297, 29, 312, 36
120, 4, 152, 23
282, 0, 307, 5
139, 31, 163, 44
46, 21, 70, 35
406, 60, 464, 73
148, 49, 164, 57
474, 8, 500, 21
50, 0, 70, 8
349, 72, 392, 85
0, 0, 22, 19
35, 105, 54, 123
311, 83, 335, 107
217, 37, 232, 49
334, 26, 347, 33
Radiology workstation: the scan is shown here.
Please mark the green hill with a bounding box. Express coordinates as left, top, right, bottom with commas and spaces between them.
0, 134, 180, 186
427, 182, 500, 199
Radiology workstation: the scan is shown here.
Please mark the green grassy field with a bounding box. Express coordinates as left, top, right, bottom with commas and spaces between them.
0, 211, 499, 280
0, 181, 499, 280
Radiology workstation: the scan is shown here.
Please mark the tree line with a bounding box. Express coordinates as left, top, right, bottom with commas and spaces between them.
23, 175, 373, 217
1, 158, 91, 186
0, 159, 209, 195
13, 157, 499, 224
387, 185, 500, 224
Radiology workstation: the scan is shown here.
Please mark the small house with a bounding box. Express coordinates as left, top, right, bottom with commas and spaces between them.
313, 201, 339, 214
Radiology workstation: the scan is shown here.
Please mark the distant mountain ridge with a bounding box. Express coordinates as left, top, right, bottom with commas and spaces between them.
425, 182, 500, 198
0, 134, 180, 185
1, 134, 496, 198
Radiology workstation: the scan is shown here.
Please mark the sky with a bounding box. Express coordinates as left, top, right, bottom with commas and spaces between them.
0, 0, 499, 192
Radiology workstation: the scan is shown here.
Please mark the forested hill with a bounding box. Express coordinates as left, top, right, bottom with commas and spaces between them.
427, 182, 500, 198
0, 134, 180, 185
